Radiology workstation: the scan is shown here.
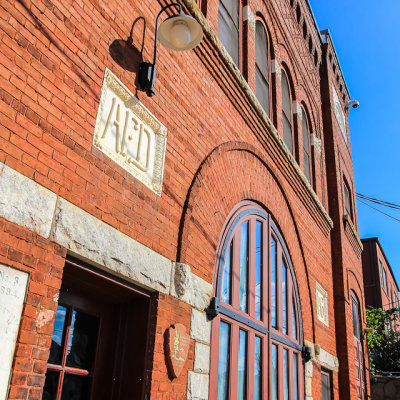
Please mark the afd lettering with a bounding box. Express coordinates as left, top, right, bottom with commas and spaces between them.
101, 97, 152, 172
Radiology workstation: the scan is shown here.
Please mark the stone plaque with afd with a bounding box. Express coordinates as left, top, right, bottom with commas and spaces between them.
0, 264, 29, 399
93, 68, 167, 196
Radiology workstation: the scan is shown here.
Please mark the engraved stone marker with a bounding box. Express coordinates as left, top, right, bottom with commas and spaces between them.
316, 281, 329, 326
332, 84, 347, 143
0, 264, 29, 399
93, 68, 167, 196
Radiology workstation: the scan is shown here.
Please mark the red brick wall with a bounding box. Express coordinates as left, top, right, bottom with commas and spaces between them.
147, 293, 193, 400
0, 218, 66, 399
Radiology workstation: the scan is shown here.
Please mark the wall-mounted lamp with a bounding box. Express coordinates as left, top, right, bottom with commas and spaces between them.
138, 3, 203, 97
302, 346, 313, 362
346, 100, 360, 109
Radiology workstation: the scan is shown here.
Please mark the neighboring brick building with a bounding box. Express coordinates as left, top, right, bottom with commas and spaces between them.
361, 237, 400, 311
0, 0, 369, 399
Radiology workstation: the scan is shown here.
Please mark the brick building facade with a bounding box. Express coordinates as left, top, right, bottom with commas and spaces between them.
0, 0, 369, 399
361, 237, 400, 312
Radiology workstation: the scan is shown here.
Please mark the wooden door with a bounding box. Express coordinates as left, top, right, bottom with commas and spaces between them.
351, 293, 365, 400
42, 260, 151, 400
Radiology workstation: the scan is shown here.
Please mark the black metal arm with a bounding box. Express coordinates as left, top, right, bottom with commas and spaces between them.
139, 3, 183, 96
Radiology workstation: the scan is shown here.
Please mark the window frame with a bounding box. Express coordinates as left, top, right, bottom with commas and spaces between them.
379, 260, 388, 294
210, 203, 303, 400
343, 178, 353, 220
255, 19, 271, 117
281, 68, 294, 155
301, 106, 313, 185
218, 0, 242, 68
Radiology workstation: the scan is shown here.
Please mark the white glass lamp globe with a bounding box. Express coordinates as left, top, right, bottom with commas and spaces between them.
158, 14, 203, 51
169, 22, 191, 50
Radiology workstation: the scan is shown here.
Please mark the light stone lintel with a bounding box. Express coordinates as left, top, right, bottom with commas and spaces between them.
304, 340, 339, 372
170, 263, 212, 310
271, 59, 281, 75
0, 163, 212, 307
242, 6, 255, 29
0, 162, 57, 238
293, 101, 302, 115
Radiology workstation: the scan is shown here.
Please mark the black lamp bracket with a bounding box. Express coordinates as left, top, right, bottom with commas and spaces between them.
138, 3, 183, 96
301, 346, 313, 362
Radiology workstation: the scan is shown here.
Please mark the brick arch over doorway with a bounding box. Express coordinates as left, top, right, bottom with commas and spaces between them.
176, 141, 316, 343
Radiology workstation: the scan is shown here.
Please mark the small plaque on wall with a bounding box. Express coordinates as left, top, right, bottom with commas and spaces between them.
316, 281, 329, 326
332, 84, 347, 143
0, 264, 29, 399
165, 323, 190, 379
93, 68, 167, 196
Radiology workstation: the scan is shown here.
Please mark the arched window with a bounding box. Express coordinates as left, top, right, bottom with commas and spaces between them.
281, 70, 294, 154
209, 202, 303, 400
301, 107, 312, 184
218, 0, 240, 66
255, 20, 270, 116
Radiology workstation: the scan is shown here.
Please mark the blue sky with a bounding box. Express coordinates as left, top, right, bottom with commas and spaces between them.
308, 0, 400, 287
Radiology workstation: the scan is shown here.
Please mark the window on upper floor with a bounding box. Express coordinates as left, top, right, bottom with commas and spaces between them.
218, 0, 240, 66
301, 107, 312, 184
255, 20, 270, 117
343, 178, 353, 220
210, 202, 303, 400
379, 260, 388, 294
281, 70, 294, 154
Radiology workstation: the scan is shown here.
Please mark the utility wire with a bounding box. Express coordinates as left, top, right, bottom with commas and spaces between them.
357, 198, 400, 223
356, 193, 400, 210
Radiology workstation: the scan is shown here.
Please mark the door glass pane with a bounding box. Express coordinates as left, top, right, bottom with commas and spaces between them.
49, 305, 67, 365
293, 353, 299, 400
218, 322, 230, 400
66, 310, 99, 369
321, 372, 330, 400
271, 236, 277, 328
283, 349, 289, 400
237, 329, 247, 400
61, 374, 91, 400
221, 242, 232, 304
271, 344, 278, 400
254, 336, 262, 400
282, 261, 288, 334
292, 299, 297, 340
42, 370, 59, 400
255, 221, 262, 320
240, 222, 249, 313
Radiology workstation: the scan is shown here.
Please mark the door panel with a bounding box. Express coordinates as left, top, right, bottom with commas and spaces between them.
351, 294, 365, 400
